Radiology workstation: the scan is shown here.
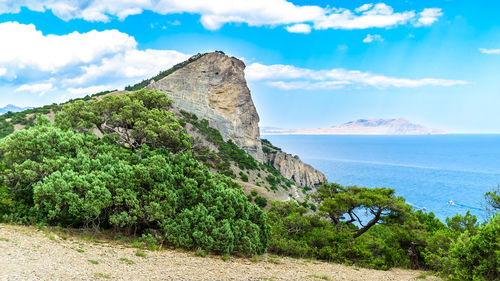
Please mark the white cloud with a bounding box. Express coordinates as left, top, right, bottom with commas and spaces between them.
415, 8, 443, 26
0, 22, 190, 99
0, 1, 443, 32
314, 3, 415, 30
0, 21, 136, 72
285, 24, 311, 34
65, 49, 190, 85
479, 48, 500, 54
363, 34, 384, 43
67, 85, 113, 96
15, 83, 55, 96
168, 20, 181, 26
151, 20, 180, 29
267, 81, 350, 90
354, 4, 373, 13
246, 63, 468, 90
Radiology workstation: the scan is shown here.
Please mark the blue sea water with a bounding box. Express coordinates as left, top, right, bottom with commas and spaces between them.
264, 134, 500, 222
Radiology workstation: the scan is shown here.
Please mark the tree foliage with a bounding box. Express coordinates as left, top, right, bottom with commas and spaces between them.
267, 201, 374, 265
59, 89, 191, 152
446, 215, 499, 280
0, 95, 269, 256
313, 183, 409, 238
0, 88, 498, 277
485, 186, 500, 214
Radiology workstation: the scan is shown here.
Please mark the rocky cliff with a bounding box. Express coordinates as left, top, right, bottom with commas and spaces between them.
262, 140, 327, 187
147, 52, 263, 162
147, 51, 326, 188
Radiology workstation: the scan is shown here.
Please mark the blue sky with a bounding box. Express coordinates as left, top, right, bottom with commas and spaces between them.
0, 0, 499, 133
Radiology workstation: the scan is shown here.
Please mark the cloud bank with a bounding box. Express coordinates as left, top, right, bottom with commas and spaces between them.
245, 63, 468, 90
479, 48, 500, 54
0, 22, 189, 96
0, 1, 443, 33
0, 22, 464, 99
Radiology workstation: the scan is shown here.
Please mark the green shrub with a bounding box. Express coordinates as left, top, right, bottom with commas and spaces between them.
446, 215, 499, 280
266, 175, 277, 185
181, 113, 258, 170
135, 251, 146, 258
309, 204, 317, 212
0, 119, 14, 139
239, 171, 249, 182
0, 105, 270, 257
255, 196, 268, 208
59, 89, 191, 152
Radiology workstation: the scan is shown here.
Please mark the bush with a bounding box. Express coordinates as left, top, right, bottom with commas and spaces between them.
239, 171, 249, 182
266, 201, 373, 264
255, 196, 267, 208
59, 89, 191, 152
446, 215, 499, 280
266, 175, 277, 185
0, 116, 270, 256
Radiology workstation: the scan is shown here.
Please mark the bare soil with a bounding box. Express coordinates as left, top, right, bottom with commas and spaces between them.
0, 224, 439, 281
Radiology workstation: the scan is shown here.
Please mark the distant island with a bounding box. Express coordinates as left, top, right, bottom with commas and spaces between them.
261, 118, 446, 135
0, 104, 32, 115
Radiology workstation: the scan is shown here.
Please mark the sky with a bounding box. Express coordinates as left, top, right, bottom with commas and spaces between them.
0, 0, 499, 133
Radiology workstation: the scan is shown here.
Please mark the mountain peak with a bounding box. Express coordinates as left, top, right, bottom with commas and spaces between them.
0, 105, 32, 115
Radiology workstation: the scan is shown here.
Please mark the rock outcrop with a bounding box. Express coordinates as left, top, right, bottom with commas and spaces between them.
263, 141, 327, 187
147, 52, 263, 162
147, 51, 327, 187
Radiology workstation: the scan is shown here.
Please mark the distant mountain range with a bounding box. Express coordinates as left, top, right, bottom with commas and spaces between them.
261, 118, 446, 135
0, 104, 31, 115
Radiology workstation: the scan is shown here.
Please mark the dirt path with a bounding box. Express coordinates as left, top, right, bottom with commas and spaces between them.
0, 224, 438, 281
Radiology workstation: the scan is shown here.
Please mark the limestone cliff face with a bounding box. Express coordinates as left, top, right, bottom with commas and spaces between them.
147, 52, 263, 162
263, 142, 327, 187
147, 51, 327, 187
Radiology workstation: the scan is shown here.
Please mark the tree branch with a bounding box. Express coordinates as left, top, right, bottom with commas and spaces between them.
354, 208, 382, 238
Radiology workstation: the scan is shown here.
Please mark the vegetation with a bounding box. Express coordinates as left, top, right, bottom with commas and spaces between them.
179, 110, 259, 171
0, 90, 116, 140
0, 104, 58, 138
255, 196, 268, 209
0, 119, 14, 139
119, 258, 135, 265
239, 171, 249, 182
94, 273, 111, 279
0, 89, 498, 280
0, 90, 270, 256
485, 186, 500, 214
266, 188, 499, 279
59, 89, 191, 152
313, 183, 409, 238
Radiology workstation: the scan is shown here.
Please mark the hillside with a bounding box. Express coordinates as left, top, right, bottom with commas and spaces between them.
0, 224, 438, 281
262, 118, 445, 135
0, 52, 326, 207
1, 52, 496, 280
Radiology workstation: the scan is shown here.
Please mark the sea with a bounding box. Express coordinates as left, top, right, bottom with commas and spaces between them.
264, 134, 500, 222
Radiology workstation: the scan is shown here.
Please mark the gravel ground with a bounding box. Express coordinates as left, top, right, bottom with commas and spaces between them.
0, 224, 439, 281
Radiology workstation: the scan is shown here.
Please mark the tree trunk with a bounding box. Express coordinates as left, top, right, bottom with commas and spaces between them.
353, 209, 382, 238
